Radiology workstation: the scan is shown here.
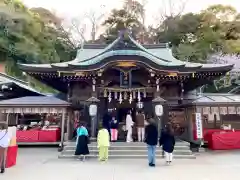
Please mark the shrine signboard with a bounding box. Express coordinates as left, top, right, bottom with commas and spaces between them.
195, 113, 203, 139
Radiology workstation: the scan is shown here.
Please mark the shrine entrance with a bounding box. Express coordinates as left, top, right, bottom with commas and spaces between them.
115, 100, 136, 123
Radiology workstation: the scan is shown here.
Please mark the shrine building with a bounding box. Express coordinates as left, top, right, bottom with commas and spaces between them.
18, 30, 233, 142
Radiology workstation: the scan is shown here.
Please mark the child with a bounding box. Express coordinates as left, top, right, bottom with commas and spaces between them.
110, 116, 118, 142
159, 123, 175, 165
97, 125, 110, 161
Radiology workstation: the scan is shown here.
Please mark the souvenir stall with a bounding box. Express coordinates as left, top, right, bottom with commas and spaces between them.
0, 96, 70, 146
16, 113, 62, 144
192, 94, 240, 150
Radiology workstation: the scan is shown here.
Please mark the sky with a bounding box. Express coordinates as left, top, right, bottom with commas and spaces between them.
20, 0, 240, 39
21, 0, 240, 18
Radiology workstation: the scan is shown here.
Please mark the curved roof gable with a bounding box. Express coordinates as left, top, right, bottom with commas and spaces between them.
19, 30, 233, 72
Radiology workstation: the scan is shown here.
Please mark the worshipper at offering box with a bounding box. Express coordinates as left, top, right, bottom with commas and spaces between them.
126, 110, 134, 143
110, 116, 119, 142
136, 111, 146, 142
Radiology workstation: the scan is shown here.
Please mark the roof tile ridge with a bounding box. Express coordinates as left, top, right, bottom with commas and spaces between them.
70, 37, 121, 64
128, 36, 182, 64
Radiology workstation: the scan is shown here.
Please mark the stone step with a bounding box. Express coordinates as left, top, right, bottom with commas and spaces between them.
64, 145, 190, 151
58, 154, 196, 159
64, 141, 190, 147
61, 149, 193, 155
60, 141, 195, 160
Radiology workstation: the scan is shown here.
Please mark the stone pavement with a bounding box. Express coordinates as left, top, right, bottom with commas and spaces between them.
2, 147, 240, 180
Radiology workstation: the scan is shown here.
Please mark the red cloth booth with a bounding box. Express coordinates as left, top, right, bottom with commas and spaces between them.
16, 128, 61, 143
203, 129, 240, 144
38, 129, 61, 142
209, 131, 240, 150
17, 130, 39, 142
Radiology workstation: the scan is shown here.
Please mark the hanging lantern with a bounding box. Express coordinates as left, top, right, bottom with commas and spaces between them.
104, 89, 107, 97
137, 90, 141, 102
129, 93, 133, 104
114, 91, 118, 99
108, 91, 112, 102
119, 93, 123, 104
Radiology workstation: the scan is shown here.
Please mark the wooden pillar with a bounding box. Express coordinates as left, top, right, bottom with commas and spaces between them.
6, 113, 10, 125
16, 113, 19, 125
67, 110, 74, 140
60, 111, 66, 149
66, 111, 70, 141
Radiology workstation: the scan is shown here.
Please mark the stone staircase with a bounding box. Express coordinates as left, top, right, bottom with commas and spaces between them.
59, 141, 196, 159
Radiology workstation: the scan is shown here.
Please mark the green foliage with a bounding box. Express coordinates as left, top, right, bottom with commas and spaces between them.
1, 0, 240, 94
152, 4, 240, 62
102, 2, 240, 62
102, 0, 145, 43
0, 0, 76, 92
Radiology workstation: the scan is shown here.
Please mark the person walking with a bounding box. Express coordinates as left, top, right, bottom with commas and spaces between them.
97, 125, 110, 161
110, 116, 118, 142
126, 110, 134, 143
144, 118, 158, 167
75, 122, 89, 161
159, 123, 175, 165
0, 122, 9, 174
136, 111, 146, 142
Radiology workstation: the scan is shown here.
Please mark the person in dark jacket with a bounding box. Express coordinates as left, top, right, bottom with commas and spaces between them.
159, 123, 175, 165
144, 118, 158, 167
102, 112, 111, 137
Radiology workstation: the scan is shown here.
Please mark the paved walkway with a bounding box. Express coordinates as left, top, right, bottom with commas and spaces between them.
2, 147, 240, 180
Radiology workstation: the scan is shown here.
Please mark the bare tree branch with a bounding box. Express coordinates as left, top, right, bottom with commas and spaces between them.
157, 0, 188, 19
85, 5, 106, 41
176, 0, 188, 16
61, 17, 87, 47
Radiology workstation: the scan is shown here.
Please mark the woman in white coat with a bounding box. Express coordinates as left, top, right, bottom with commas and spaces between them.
126, 111, 134, 143
0, 122, 10, 174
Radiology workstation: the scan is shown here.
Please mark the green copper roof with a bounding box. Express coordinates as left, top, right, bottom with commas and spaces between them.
19, 30, 234, 72
70, 50, 184, 66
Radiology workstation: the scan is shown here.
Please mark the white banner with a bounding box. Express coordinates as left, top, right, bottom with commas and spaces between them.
195, 113, 203, 139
